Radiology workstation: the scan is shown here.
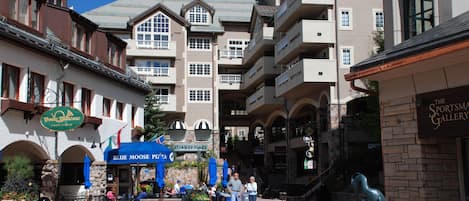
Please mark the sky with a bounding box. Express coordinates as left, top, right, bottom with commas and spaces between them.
68, 0, 115, 13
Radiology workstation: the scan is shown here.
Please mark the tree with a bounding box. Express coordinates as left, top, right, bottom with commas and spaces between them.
1, 155, 39, 200
143, 93, 167, 141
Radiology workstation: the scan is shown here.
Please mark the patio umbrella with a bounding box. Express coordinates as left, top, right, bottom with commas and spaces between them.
83, 155, 92, 189
208, 157, 217, 186
157, 162, 165, 188
222, 160, 228, 187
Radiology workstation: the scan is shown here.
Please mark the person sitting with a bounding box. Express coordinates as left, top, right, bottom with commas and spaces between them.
106, 187, 117, 201
165, 186, 177, 197
134, 188, 148, 201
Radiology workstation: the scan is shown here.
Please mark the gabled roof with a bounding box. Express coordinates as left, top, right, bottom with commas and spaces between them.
128, 3, 190, 27
181, 0, 216, 15
248, 5, 276, 32
347, 10, 469, 79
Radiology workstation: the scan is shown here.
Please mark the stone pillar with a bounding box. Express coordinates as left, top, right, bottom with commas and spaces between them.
40, 160, 59, 201
90, 162, 107, 198
381, 96, 460, 201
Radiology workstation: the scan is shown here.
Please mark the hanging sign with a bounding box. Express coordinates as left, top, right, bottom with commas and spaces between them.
40, 106, 84, 131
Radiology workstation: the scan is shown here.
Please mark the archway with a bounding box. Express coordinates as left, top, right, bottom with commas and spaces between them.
59, 145, 95, 187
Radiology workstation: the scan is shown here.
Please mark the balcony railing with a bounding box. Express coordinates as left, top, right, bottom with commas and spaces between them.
219, 49, 244, 59
136, 40, 169, 49
155, 95, 169, 104
131, 66, 170, 77
220, 74, 243, 84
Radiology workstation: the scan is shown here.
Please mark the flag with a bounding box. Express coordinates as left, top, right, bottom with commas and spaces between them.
154, 135, 165, 144
116, 125, 126, 148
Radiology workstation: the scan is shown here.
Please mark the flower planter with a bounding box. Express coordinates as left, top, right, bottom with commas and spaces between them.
195, 129, 211, 141
168, 129, 186, 141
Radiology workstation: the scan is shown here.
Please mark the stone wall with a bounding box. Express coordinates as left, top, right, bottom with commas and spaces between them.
40, 160, 59, 200
380, 96, 460, 201
166, 167, 199, 186
90, 162, 107, 196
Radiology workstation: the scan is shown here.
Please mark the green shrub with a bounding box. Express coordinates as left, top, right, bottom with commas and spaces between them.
1, 155, 39, 200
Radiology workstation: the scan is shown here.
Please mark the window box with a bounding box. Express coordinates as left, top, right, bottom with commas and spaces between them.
82, 115, 103, 129
0, 99, 35, 116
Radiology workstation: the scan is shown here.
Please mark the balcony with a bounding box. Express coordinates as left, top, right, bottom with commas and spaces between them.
275, 59, 336, 97
124, 39, 177, 58
155, 95, 177, 112
219, 49, 244, 65
275, 0, 333, 32
275, 20, 335, 64
129, 66, 176, 84
242, 56, 280, 90
218, 74, 243, 90
246, 86, 282, 114
243, 27, 275, 65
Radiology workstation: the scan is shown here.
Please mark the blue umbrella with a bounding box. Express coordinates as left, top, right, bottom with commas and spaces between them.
83, 155, 92, 189
208, 157, 217, 186
157, 162, 165, 188
222, 160, 228, 188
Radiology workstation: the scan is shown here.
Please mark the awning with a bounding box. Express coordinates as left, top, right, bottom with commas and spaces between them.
105, 142, 174, 165
195, 120, 211, 130
169, 120, 186, 130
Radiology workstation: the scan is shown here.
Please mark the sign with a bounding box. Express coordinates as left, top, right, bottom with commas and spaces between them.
416, 85, 469, 138
109, 152, 174, 164
173, 144, 208, 152
40, 106, 84, 131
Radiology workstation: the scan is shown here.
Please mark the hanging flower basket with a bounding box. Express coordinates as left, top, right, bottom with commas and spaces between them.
195, 129, 211, 141
168, 129, 186, 141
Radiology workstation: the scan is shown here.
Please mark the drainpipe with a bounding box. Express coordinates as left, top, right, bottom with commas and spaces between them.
350, 79, 376, 95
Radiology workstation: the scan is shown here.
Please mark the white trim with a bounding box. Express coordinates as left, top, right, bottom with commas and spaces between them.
186, 4, 211, 25
154, 87, 171, 104
187, 62, 212, 77
188, 37, 212, 51
133, 11, 171, 49
339, 46, 354, 68
187, 88, 212, 103
192, 119, 212, 130
338, 8, 353, 30
372, 8, 384, 31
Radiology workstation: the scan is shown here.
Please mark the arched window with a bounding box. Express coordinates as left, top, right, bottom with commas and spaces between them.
136, 13, 170, 49
188, 5, 209, 24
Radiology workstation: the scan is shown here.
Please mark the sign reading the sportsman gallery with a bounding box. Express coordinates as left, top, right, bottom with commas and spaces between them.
173, 144, 208, 152
40, 106, 84, 132
416, 85, 469, 138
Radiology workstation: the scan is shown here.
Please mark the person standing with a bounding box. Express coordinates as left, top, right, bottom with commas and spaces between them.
246, 176, 258, 201
228, 173, 243, 201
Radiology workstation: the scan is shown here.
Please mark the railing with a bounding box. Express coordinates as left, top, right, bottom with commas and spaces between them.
276, 0, 289, 20
220, 74, 243, 84
129, 66, 171, 77
276, 36, 289, 54
219, 49, 244, 59
276, 73, 289, 86
155, 95, 169, 104
247, 66, 258, 78
247, 93, 258, 105
136, 40, 169, 49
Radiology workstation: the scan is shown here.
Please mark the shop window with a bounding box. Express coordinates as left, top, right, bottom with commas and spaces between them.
81, 88, 92, 115
62, 82, 74, 106
103, 98, 111, 117
116, 102, 123, 120
405, 0, 434, 39
1, 64, 20, 100
60, 163, 84, 185
9, 0, 40, 29
29, 72, 45, 104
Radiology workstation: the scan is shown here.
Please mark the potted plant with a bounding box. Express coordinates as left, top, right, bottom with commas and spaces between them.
190, 191, 210, 201
1, 156, 39, 201
168, 129, 186, 141
195, 129, 211, 141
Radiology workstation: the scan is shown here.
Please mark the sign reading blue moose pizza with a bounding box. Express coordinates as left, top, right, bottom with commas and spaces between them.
105, 142, 174, 165
40, 106, 84, 132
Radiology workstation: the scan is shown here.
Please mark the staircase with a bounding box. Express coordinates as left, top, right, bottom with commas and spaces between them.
285, 167, 332, 201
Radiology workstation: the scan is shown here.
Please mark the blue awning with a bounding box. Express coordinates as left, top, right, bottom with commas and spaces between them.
105, 142, 174, 165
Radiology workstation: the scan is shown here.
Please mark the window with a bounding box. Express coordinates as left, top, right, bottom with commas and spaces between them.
154, 88, 169, 104
340, 47, 353, 66
189, 63, 211, 76
131, 106, 136, 127
188, 5, 209, 25
1, 64, 20, 100
103, 98, 111, 117
135, 60, 170, 76
222, 40, 249, 58
188, 89, 211, 103
188, 38, 211, 50
72, 23, 91, 53
62, 82, 74, 106
339, 8, 352, 30
136, 13, 170, 49
29, 72, 44, 104
47, 0, 62, 6
108, 43, 122, 67
373, 10, 384, 30
9, 0, 40, 29
404, 0, 434, 39
81, 88, 92, 115
60, 164, 84, 185
116, 102, 123, 120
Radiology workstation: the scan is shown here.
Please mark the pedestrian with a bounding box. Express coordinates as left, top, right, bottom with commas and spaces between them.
246, 176, 257, 201
106, 187, 117, 201
134, 188, 148, 201
228, 173, 243, 201
174, 180, 181, 194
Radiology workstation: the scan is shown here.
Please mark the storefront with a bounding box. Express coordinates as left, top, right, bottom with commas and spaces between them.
345, 12, 469, 201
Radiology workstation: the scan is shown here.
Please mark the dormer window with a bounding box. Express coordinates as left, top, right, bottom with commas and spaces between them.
135, 13, 170, 49
72, 22, 91, 53
188, 5, 209, 25
9, 0, 40, 29
108, 42, 122, 67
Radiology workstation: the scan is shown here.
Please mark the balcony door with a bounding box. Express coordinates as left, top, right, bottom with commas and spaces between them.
135, 60, 170, 77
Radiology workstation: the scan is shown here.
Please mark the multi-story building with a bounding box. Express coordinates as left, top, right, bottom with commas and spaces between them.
345, 1, 469, 201
86, 0, 383, 192
0, 0, 149, 199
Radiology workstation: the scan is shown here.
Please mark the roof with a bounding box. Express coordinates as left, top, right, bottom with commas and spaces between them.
0, 20, 151, 93
181, 0, 216, 15
83, 0, 255, 30
350, 10, 469, 75
128, 3, 190, 27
